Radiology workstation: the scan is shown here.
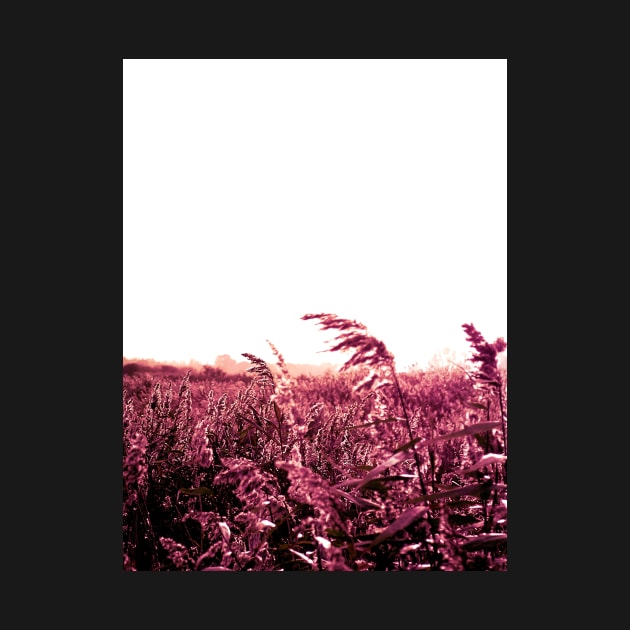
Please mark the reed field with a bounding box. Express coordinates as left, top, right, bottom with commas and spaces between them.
123, 314, 507, 571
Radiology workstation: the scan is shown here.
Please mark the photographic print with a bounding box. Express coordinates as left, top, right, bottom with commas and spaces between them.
123, 59, 507, 571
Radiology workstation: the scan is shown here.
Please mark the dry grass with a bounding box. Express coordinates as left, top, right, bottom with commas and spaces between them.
123, 317, 507, 571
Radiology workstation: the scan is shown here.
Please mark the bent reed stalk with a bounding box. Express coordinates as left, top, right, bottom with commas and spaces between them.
301, 313, 429, 497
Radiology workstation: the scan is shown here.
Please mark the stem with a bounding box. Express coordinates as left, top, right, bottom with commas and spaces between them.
390, 364, 441, 569
498, 387, 507, 455
389, 364, 427, 497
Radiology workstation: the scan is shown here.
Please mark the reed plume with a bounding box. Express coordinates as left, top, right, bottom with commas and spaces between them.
301, 313, 428, 496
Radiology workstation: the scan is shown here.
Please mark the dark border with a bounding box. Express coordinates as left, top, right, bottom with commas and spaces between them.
119, 58, 513, 612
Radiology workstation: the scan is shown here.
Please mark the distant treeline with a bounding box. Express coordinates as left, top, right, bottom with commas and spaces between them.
122, 355, 339, 379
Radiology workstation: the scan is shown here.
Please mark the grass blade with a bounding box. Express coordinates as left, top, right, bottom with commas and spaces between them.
368, 505, 429, 549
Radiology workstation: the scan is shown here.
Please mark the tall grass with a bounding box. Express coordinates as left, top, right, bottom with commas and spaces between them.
123, 316, 507, 571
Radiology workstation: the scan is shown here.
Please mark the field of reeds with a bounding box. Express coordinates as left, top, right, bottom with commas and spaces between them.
123, 315, 507, 571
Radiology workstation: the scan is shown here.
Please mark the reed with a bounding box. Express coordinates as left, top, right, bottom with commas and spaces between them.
122, 316, 507, 570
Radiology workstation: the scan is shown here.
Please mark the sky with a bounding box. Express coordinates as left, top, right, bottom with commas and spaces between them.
123, 59, 506, 372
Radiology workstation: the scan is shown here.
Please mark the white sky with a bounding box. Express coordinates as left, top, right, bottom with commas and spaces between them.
123, 59, 506, 372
